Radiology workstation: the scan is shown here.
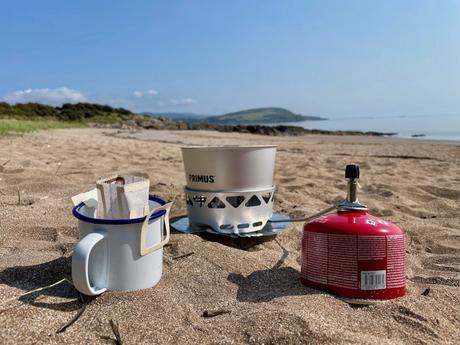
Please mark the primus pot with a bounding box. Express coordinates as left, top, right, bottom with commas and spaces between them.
181, 145, 276, 191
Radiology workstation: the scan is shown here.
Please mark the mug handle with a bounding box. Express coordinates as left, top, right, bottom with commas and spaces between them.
72, 231, 108, 296
139, 202, 173, 256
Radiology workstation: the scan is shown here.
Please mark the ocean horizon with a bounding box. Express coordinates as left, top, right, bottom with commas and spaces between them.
271, 115, 460, 141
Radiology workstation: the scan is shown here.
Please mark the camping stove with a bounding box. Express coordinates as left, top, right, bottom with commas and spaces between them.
301, 165, 406, 301
181, 145, 277, 234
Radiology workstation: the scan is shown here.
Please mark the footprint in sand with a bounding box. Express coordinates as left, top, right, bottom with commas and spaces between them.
15, 226, 78, 254
411, 275, 460, 287
361, 184, 394, 197
418, 185, 460, 200
371, 208, 394, 217
285, 185, 307, 192
278, 177, 296, 184
394, 204, 437, 219
423, 255, 460, 273
426, 236, 460, 255
20, 226, 78, 242
0, 168, 25, 174
392, 306, 440, 341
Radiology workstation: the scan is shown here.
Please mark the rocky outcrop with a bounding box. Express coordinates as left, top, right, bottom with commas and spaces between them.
95, 117, 396, 137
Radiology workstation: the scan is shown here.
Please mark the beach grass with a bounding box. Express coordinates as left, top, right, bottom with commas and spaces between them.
0, 118, 86, 135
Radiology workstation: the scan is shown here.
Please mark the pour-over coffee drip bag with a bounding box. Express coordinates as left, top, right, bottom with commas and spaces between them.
72, 175, 150, 220
96, 175, 149, 219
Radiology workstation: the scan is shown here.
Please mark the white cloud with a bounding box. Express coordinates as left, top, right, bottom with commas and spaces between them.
133, 89, 158, 98
3, 87, 87, 105
133, 90, 144, 98
170, 98, 197, 105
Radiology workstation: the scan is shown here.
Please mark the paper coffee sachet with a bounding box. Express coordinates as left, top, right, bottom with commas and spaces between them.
71, 175, 150, 219
96, 175, 149, 219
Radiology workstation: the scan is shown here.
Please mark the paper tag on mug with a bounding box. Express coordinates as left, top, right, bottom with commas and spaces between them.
71, 189, 98, 208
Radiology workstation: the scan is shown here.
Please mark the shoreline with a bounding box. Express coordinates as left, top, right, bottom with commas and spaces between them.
95, 117, 398, 137
96, 117, 460, 144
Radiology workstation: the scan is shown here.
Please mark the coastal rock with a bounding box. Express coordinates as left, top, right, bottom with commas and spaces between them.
107, 116, 397, 137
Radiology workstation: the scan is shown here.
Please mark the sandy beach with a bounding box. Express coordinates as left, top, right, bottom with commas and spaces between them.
0, 128, 459, 344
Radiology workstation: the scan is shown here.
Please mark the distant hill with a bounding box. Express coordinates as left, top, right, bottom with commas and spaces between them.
141, 112, 206, 121
204, 107, 326, 124
1, 103, 326, 126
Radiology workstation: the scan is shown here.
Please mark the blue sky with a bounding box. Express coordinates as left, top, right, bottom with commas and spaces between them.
1, 0, 459, 118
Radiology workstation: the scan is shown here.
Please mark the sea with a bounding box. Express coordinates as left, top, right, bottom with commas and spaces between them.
271, 115, 460, 141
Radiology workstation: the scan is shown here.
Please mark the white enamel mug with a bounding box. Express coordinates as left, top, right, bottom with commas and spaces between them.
72, 195, 172, 296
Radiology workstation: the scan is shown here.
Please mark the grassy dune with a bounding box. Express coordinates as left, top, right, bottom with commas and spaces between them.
0, 102, 150, 135
0, 118, 86, 135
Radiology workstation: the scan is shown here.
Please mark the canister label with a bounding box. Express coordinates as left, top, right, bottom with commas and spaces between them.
302, 233, 405, 291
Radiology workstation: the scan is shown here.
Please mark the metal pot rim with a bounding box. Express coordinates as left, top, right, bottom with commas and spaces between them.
181, 145, 277, 150
184, 185, 275, 193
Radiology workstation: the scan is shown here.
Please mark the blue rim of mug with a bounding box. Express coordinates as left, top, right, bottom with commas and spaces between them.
72, 195, 167, 224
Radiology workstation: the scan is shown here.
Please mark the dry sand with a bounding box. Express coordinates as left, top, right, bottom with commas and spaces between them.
0, 128, 459, 344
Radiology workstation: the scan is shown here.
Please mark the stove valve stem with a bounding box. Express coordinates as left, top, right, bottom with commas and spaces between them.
338, 164, 368, 212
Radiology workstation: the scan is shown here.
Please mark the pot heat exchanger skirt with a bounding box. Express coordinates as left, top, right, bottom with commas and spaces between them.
185, 186, 275, 234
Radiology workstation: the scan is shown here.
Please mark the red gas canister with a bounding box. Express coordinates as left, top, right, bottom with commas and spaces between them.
301, 165, 405, 301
